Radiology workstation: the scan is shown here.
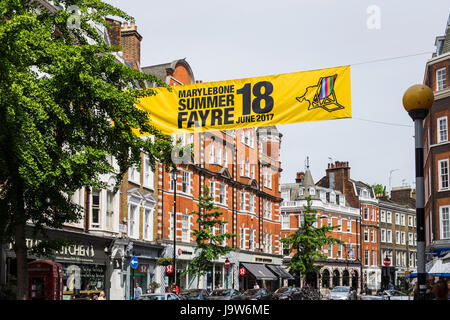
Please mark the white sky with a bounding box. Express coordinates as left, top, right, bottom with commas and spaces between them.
105, 0, 449, 191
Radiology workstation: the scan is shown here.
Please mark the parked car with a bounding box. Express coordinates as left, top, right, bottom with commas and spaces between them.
206, 289, 241, 300
359, 293, 384, 300
327, 286, 357, 300
138, 293, 180, 300
231, 288, 272, 300
179, 289, 209, 300
381, 290, 410, 300
271, 287, 302, 300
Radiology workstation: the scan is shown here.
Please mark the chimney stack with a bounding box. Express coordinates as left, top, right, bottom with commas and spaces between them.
120, 20, 142, 68
296, 172, 305, 184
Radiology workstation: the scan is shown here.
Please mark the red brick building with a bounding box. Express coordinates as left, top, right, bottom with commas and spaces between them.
281, 165, 361, 295
422, 15, 450, 269
317, 161, 380, 293
142, 62, 284, 291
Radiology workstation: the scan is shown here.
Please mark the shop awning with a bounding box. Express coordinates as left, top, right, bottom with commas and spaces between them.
266, 264, 295, 280
241, 263, 277, 281
407, 259, 450, 278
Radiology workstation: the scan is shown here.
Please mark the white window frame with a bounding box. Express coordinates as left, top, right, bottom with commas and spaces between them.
380, 210, 386, 223
364, 208, 369, 220
106, 189, 115, 231
182, 171, 190, 194
381, 229, 386, 242
182, 214, 190, 242
91, 189, 101, 229
281, 214, 290, 230
347, 219, 351, 233
436, 67, 447, 91
128, 203, 140, 239
143, 154, 154, 189
437, 116, 448, 143
219, 184, 226, 205
395, 213, 400, 225
387, 211, 392, 223
143, 207, 154, 241
440, 206, 450, 240
128, 164, 140, 185
438, 159, 449, 191
387, 230, 392, 243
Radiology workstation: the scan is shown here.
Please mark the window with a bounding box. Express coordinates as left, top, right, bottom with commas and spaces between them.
371, 208, 375, 221
395, 213, 399, 225
210, 181, 215, 200
91, 189, 100, 228
209, 144, 215, 164
337, 218, 342, 231
372, 250, 376, 266
106, 190, 114, 231
438, 159, 449, 190
337, 244, 342, 259
387, 211, 392, 223
220, 223, 227, 246
240, 228, 246, 249
330, 192, 336, 204
364, 208, 369, 220
245, 160, 250, 177
401, 214, 405, 226
347, 219, 351, 233
381, 229, 386, 242
251, 164, 255, 179
281, 214, 290, 230
128, 164, 140, 185
328, 244, 333, 258
264, 169, 268, 187
364, 250, 369, 265
309, 188, 315, 196
215, 146, 222, 165
240, 192, 246, 211
219, 184, 226, 204
182, 214, 190, 242
282, 190, 290, 201
437, 117, 448, 143
299, 188, 304, 196
380, 210, 386, 222
436, 67, 447, 91
240, 155, 244, 176
143, 208, 153, 241
143, 155, 154, 189
387, 230, 392, 243
223, 149, 228, 166
249, 229, 255, 250
128, 204, 139, 239
409, 233, 413, 245
408, 216, 413, 227
364, 229, 369, 241
328, 217, 332, 227
371, 229, 374, 242
401, 232, 405, 245
396, 231, 400, 244
182, 171, 190, 193
268, 170, 272, 189
440, 206, 450, 239
249, 194, 255, 213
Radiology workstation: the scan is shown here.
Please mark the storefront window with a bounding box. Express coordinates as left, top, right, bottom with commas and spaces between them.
62, 264, 105, 298
214, 264, 223, 289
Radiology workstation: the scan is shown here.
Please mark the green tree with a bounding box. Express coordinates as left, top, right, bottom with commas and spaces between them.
372, 184, 385, 196
281, 196, 344, 283
0, 0, 174, 299
183, 185, 235, 284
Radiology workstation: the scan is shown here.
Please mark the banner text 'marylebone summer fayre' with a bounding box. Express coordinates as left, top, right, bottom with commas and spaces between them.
136, 65, 352, 135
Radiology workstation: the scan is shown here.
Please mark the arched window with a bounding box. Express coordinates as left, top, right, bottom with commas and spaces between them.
322, 270, 330, 288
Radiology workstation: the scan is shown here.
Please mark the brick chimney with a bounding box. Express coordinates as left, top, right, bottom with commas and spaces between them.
105, 18, 121, 46
390, 187, 416, 208
325, 161, 350, 193
296, 172, 305, 184
120, 21, 142, 68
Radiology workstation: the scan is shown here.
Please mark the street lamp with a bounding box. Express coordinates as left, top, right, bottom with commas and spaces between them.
172, 169, 179, 290
402, 84, 434, 300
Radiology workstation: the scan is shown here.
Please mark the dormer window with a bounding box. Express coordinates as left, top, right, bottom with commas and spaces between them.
330, 192, 336, 204
436, 67, 447, 91
362, 189, 368, 198
299, 188, 304, 196
340, 196, 345, 206
309, 188, 315, 196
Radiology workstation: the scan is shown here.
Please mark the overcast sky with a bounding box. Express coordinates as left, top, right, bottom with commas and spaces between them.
105, 0, 449, 191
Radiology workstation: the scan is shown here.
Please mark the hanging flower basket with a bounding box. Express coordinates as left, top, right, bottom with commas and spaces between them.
156, 257, 173, 266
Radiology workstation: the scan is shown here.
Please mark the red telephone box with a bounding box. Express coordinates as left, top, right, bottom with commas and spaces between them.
28, 260, 63, 300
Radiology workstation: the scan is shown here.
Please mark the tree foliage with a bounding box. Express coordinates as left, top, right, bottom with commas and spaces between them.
183, 185, 235, 279
281, 196, 344, 278
372, 183, 384, 196
0, 0, 174, 298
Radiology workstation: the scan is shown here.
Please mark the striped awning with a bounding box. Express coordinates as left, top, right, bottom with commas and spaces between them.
241, 263, 277, 281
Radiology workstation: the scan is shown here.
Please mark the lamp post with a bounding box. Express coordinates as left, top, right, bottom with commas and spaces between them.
172, 169, 179, 290
402, 84, 434, 300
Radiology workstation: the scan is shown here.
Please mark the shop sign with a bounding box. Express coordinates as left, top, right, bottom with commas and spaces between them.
165, 265, 174, 274
239, 267, 246, 276
139, 264, 148, 274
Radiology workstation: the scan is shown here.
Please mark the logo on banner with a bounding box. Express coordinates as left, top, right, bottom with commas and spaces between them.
239, 267, 246, 276
165, 265, 174, 274
296, 74, 345, 112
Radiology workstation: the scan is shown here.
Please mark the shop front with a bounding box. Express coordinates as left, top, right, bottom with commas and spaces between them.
5, 225, 112, 300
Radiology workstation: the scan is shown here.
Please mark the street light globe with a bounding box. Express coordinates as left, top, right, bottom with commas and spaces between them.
402, 84, 434, 113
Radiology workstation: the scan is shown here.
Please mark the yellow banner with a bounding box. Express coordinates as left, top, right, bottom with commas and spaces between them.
136, 65, 351, 135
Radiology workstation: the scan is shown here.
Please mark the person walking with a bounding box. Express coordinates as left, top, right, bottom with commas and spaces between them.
425, 275, 435, 300
432, 279, 449, 300
134, 282, 143, 300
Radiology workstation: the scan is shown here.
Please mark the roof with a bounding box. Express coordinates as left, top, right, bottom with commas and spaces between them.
142, 59, 195, 84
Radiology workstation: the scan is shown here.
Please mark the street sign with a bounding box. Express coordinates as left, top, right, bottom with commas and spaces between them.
383, 257, 391, 267
130, 256, 138, 269
224, 259, 230, 269
178, 248, 182, 256
239, 267, 246, 276
165, 265, 174, 274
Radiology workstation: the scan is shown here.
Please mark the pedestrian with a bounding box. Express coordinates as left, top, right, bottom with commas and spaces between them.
217, 283, 222, 289
425, 275, 435, 300
92, 294, 98, 300
147, 284, 154, 294
98, 291, 106, 300
176, 284, 180, 295
411, 282, 419, 300
253, 283, 260, 289
134, 282, 143, 300
432, 279, 449, 300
